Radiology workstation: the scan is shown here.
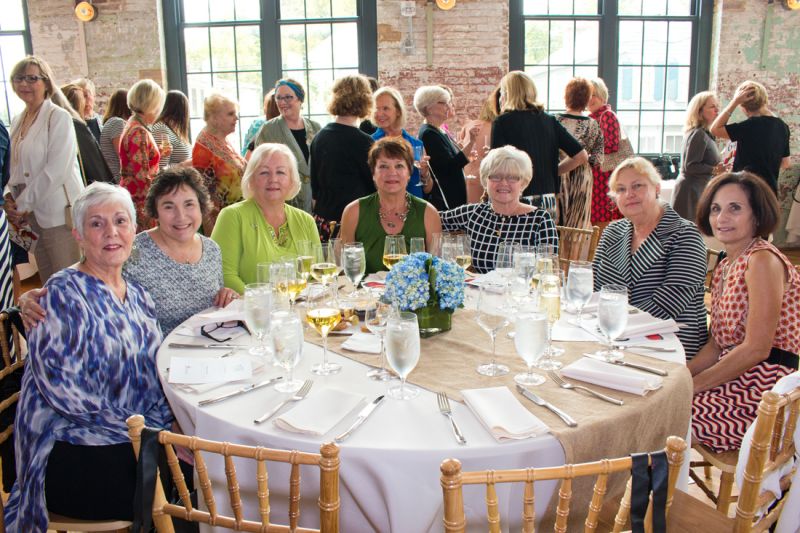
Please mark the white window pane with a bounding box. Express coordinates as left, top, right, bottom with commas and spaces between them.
618, 21, 642, 66
209, 0, 235, 22
235, 26, 261, 71
187, 74, 213, 116
237, 71, 263, 116
234, 0, 260, 20
616, 66, 642, 110
575, 21, 598, 65
281, 25, 307, 70
189, 118, 205, 144
184, 28, 210, 72
212, 73, 238, 96
332, 0, 357, 17
280, 0, 305, 19
0, 35, 27, 79
667, 22, 692, 66
183, 0, 209, 23
574, 0, 599, 15
549, 0, 573, 15
525, 66, 549, 109
639, 111, 664, 153
668, 0, 692, 16
663, 111, 684, 151
618, 0, 642, 16
665, 66, 690, 108
332, 23, 359, 69
642, 0, 667, 16
306, 24, 333, 69
307, 69, 334, 116
617, 111, 640, 153
640, 66, 665, 110
309, 113, 331, 127
642, 21, 668, 65
548, 67, 573, 111
5, 0, 26, 30
549, 21, 575, 64
210, 27, 236, 71
523, 0, 548, 15
306, 0, 332, 19
524, 20, 550, 66
574, 65, 598, 81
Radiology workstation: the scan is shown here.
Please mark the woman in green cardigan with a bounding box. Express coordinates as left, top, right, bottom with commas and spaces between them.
211, 143, 320, 293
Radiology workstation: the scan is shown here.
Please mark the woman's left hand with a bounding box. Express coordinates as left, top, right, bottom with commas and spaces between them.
214, 288, 240, 307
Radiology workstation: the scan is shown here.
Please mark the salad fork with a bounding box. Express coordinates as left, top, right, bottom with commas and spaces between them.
254, 379, 313, 424
437, 392, 467, 445
547, 371, 624, 406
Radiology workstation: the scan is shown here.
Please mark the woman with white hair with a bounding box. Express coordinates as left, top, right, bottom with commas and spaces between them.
592, 157, 708, 358
193, 93, 247, 233
211, 143, 320, 293
673, 91, 722, 220
119, 78, 165, 231
439, 145, 559, 273
4, 182, 173, 532
414, 85, 480, 211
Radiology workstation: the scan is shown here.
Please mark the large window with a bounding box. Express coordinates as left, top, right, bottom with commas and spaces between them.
0, 0, 32, 126
510, 0, 713, 155
163, 0, 377, 151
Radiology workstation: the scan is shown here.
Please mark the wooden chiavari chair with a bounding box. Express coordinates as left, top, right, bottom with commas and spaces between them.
440, 435, 686, 532
127, 415, 340, 532
556, 225, 601, 272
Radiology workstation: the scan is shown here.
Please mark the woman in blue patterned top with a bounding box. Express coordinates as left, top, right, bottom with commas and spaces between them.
4, 183, 174, 531
440, 145, 559, 273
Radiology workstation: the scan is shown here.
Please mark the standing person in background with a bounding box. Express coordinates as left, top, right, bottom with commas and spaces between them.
153, 90, 192, 171
556, 77, 604, 229
193, 93, 246, 234
0, 121, 14, 310
72, 78, 102, 142
588, 77, 625, 228
60, 83, 112, 185
99, 89, 131, 183
673, 91, 722, 221
310, 74, 375, 239
6, 56, 84, 282
358, 76, 380, 136
255, 79, 321, 214
460, 88, 500, 204
119, 79, 164, 232
241, 89, 280, 158
710, 80, 791, 194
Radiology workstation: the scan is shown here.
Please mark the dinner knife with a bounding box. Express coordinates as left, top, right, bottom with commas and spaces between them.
198, 376, 283, 407
169, 342, 248, 349
515, 385, 578, 427
583, 353, 669, 376
334, 395, 386, 443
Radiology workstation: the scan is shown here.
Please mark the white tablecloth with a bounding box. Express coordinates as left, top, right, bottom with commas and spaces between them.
158, 316, 686, 532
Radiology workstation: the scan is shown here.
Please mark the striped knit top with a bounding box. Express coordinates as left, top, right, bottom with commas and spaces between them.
592, 203, 708, 358
98, 116, 126, 183
152, 121, 192, 170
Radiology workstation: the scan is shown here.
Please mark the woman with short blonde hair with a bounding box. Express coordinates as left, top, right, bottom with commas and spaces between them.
588, 77, 627, 227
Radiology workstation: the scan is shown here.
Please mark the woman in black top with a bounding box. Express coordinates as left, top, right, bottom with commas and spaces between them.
309, 74, 375, 237
491, 71, 588, 202
414, 85, 480, 211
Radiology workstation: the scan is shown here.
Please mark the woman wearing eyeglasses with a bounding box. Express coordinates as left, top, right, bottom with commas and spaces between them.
253, 78, 321, 214
439, 145, 559, 273
5, 56, 84, 282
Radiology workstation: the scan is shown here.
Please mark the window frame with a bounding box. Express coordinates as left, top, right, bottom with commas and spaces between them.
509, 0, 714, 156
0, 0, 33, 126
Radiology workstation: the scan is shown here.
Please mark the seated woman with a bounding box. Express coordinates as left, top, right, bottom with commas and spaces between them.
20, 168, 238, 336
340, 138, 442, 274
3, 183, 173, 532
690, 171, 800, 452
211, 143, 320, 293
440, 145, 558, 273
592, 157, 708, 359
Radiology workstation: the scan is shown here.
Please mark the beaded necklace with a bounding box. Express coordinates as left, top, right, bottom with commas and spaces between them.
378, 194, 411, 229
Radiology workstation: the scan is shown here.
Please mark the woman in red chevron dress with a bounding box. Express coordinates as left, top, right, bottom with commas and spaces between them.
689, 171, 799, 452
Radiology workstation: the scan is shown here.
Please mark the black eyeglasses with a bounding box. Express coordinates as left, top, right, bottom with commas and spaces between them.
12, 75, 47, 84
200, 320, 249, 342
275, 95, 296, 103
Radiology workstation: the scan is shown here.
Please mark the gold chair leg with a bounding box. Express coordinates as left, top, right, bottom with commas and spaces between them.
716, 471, 734, 514
703, 465, 711, 479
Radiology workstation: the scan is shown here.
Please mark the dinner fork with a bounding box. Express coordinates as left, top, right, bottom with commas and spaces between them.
437, 392, 467, 445
253, 379, 313, 424
547, 371, 624, 406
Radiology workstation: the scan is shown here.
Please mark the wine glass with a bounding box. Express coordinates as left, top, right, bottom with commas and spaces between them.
284, 260, 306, 309
365, 300, 394, 381
430, 232, 444, 257
409, 237, 426, 255
270, 310, 304, 392
383, 235, 407, 270
537, 273, 563, 370
413, 144, 425, 187
342, 242, 366, 293
443, 234, 471, 272
533, 243, 557, 290
513, 245, 537, 287
310, 242, 338, 286
243, 283, 272, 357
565, 260, 593, 324
305, 284, 342, 375
494, 241, 519, 286
296, 240, 314, 282
513, 312, 548, 386
475, 284, 510, 376
385, 311, 421, 400
596, 284, 629, 362
269, 262, 290, 309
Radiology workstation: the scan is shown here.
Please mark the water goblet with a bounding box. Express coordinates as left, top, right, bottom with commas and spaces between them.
342, 242, 366, 294
513, 245, 537, 287
513, 312, 548, 386
365, 300, 394, 381
385, 311, 421, 400
537, 273, 563, 370
243, 283, 273, 357
495, 241, 520, 285
475, 284, 510, 376
409, 237, 426, 255
305, 284, 342, 375
383, 235, 407, 270
270, 310, 304, 392
595, 284, 629, 362
565, 260, 593, 323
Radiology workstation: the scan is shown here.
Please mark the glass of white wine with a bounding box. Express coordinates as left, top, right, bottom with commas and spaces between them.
270, 310, 304, 392
342, 242, 366, 294
513, 312, 548, 386
365, 300, 394, 381
532, 243, 557, 290
305, 284, 342, 375
537, 273, 563, 370
310, 242, 338, 287
244, 282, 273, 357
385, 311, 421, 400
565, 260, 594, 324
475, 284, 510, 376
383, 235, 407, 270
296, 240, 314, 282
270, 262, 290, 308
595, 284, 629, 362
284, 260, 306, 309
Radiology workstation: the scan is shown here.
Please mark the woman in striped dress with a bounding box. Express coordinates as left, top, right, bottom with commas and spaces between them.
592, 157, 708, 358
99, 89, 131, 184
152, 90, 192, 171
690, 171, 799, 452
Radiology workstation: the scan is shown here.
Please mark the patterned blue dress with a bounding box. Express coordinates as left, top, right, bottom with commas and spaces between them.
3, 268, 174, 532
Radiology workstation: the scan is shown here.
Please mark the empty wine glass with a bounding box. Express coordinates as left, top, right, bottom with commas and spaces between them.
385, 311, 421, 400
383, 235, 407, 270
537, 273, 563, 370
409, 237, 426, 254
596, 284, 629, 362
475, 284, 510, 376
270, 310, 303, 392
495, 241, 519, 285
342, 242, 366, 293
244, 283, 272, 357
565, 260, 593, 323
513, 312, 548, 386
305, 284, 342, 375
365, 300, 394, 381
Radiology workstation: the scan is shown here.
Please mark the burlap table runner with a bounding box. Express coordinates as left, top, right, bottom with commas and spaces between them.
305, 309, 692, 527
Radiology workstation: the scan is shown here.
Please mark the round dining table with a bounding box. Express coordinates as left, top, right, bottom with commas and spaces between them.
157, 304, 690, 532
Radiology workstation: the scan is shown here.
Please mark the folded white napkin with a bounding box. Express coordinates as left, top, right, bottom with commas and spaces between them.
274, 388, 365, 436
580, 311, 679, 340
173, 301, 250, 339
461, 386, 550, 441
551, 319, 598, 342
341, 332, 382, 354
562, 358, 663, 395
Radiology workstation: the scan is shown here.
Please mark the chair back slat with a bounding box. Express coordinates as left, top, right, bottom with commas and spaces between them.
224, 453, 244, 523
256, 459, 270, 527
556, 225, 601, 271
612, 478, 633, 533
522, 480, 534, 532
164, 443, 194, 518
486, 480, 500, 532
194, 448, 217, 519
554, 477, 572, 533
586, 469, 610, 531
289, 461, 300, 530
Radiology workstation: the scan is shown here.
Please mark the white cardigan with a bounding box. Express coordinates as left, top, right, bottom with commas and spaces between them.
9, 99, 84, 228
